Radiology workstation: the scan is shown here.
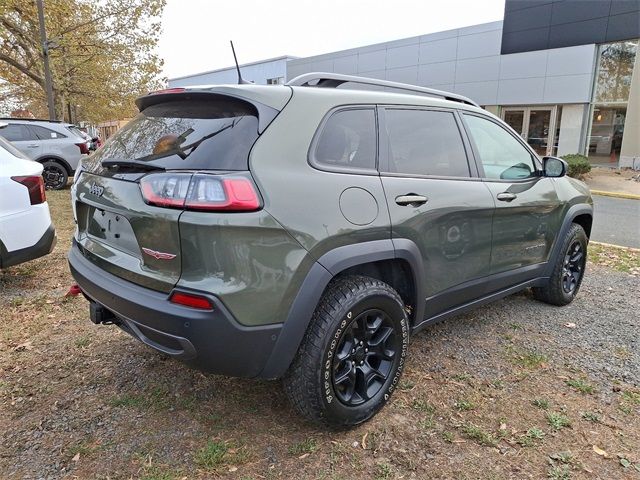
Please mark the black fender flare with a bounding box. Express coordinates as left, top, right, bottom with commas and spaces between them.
35, 155, 73, 175
258, 238, 425, 379
544, 203, 593, 277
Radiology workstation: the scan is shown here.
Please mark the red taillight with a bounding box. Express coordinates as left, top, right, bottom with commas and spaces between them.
149, 88, 186, 95
11, 176, 46, 205
169, 291, 213, 310
76, 142, 90, 154
139, 173, 261, 212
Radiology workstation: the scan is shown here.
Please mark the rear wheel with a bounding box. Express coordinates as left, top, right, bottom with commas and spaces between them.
283, 275, 409, 427
42, 160, 68, 190
533, 223, 588, 306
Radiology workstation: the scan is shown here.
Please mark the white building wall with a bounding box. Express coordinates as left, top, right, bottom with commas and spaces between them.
286, 21, 598, 108
168, 57, 291, 87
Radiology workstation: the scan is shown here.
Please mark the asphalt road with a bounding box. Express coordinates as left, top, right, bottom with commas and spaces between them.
591, 195, 640, 248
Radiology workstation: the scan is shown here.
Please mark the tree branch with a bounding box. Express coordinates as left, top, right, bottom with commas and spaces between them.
0, 53, 44, 87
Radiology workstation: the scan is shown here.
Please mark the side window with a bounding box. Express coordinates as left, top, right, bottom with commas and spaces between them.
384, 109, 470, 177
0, 124, 33, 142
463, 114, 536, 180
313, 108, 376, 171
31, 125, 66, 140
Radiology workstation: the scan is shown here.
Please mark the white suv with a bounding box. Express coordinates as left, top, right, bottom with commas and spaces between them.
0, 118, 89, 190
0, 129, 56, 269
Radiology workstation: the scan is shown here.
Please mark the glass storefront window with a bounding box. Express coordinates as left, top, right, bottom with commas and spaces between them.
594, 40, 638, 103
502, 106, 560, 156
588, 40, 638, 164
588, 107, 626, 162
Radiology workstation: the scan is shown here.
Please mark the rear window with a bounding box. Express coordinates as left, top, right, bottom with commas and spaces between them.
312, 108, 377, 171
88, 97, 259, 171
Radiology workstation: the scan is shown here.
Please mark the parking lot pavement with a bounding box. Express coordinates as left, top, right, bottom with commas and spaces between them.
591, 195, 640, 248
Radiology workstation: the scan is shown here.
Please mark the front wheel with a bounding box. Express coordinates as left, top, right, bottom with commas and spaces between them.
42, 160, 68, 190
283, 275, 409, 427
533, 223, 588, 306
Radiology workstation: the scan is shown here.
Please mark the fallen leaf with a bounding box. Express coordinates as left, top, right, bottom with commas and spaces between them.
298, 453, 310, 459
228, 466, 238, 472
12, 342, 33, 352
499, 423, 507, 430
361, 432, 368, 450
72, 453, 80, 462
592, 445, 609, 458
620, 458, 631, 468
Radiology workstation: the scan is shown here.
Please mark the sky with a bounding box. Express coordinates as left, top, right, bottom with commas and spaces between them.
158, 0, 506, 80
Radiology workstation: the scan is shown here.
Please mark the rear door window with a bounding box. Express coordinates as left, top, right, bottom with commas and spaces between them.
312, 108, 377, 171
87, 96, 260, 171
31, 125, 67, 140
383, 109, 470, 177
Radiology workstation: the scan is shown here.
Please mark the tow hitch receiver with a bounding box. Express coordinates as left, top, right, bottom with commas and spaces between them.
89, 301, 116, 325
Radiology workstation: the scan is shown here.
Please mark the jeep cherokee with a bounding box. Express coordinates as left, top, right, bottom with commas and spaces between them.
68, 73, 593, 426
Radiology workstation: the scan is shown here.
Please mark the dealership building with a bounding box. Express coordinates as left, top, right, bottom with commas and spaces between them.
168, 0, 640, 168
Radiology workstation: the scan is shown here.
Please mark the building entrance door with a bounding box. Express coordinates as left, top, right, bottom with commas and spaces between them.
502, 107, 558, 156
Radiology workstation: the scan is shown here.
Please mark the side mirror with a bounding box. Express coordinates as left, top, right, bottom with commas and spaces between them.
542, 156, 567, 178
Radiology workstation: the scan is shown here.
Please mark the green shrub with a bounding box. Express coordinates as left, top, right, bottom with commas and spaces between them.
560, 154, 591, 178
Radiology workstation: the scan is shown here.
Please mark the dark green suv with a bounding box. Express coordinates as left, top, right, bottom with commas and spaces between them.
68, 73, 593, 427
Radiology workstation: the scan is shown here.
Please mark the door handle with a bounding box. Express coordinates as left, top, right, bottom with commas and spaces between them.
496, 192, 517, 202
27, 144, 39, 148
395, 194, 428, 206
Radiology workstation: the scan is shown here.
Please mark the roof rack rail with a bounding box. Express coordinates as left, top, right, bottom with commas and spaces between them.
286, 72, 479, 107
0, 117, 63, 123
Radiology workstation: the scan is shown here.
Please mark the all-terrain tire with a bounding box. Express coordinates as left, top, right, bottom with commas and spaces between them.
533, 223, 588, 306
283, 275, 409, 427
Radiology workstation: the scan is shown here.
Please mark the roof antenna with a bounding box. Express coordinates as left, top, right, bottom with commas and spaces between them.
230, 40, 250, 84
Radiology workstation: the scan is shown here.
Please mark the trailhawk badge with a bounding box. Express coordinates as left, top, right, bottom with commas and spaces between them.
141, 247, 177, 260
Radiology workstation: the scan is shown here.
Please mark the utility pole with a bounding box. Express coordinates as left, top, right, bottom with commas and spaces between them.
36, 0, 56, 120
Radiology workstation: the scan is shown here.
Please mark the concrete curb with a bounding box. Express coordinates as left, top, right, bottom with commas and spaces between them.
590, 189, 640, 200
590, 241, 640, 252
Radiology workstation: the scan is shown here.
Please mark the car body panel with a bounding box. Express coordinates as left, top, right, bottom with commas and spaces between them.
483, 177, 563, 273
381, 176, 495, 312
73, 171, 184, 293
0, 136, 56, 267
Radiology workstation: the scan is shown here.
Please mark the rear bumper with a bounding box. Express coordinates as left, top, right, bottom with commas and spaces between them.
68, 242, 282, 378
0, 223, 56, 269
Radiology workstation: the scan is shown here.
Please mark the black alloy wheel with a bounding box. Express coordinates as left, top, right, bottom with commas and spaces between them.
332, 308, 399, 406
562, 240, 584, 294
42, 161, 68, 190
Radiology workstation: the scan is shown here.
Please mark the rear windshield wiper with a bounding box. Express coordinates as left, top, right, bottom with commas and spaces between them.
101, 160, 166, 171
133, 119, 241, 163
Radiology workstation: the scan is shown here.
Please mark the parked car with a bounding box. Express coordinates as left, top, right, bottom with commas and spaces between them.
66, 125, 92, 152
68, 73, 593, 427
0, 124, 56, 269
0, 118, 89, 190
